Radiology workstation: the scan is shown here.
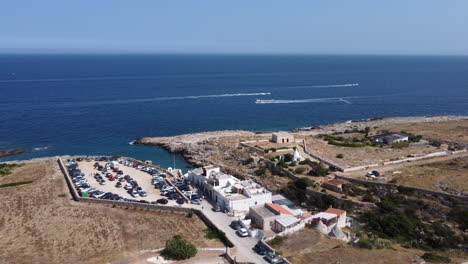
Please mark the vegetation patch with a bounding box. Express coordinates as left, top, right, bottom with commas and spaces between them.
421, 252, 451, 263
162, 235, 197, 260
360, 194, 464, 250
0, 180, 33, 188
0, 163, 21, 176
268, 235, 286, 246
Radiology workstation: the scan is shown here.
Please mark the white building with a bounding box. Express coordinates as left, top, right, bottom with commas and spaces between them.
272, 132, 294, 144
186, 166, 272, 217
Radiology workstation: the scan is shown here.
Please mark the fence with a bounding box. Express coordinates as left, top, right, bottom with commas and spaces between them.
334, 175, 468, 202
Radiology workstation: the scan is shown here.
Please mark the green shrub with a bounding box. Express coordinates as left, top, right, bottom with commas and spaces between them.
421, 253, 450, 263
243, 157, 254, 165
448, 206, 468, 230
268, 235, 286, 246
336, 153, 344, 159
254, 168, 266, 176
0, 163, 20, 176
277, 161, 288, 168
283, 153, 293, 162
294, 167, 307, 174
357, 238, 375, 249
429, 140, 442, 147
294, 177, 314, 189
308, 162, 330, 177
163, 235, 197, 260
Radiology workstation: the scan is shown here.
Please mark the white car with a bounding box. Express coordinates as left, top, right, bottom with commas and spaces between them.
124, 183, 132, 190
131, 190, 139, 198
237, 228, 249, 237
161, 186, 174, 192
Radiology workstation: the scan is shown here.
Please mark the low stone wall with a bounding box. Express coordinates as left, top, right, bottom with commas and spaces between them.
334, 175, 468, 202
382, 151, 448, 165
239, 142, 265, 154
57, 158, 80, 201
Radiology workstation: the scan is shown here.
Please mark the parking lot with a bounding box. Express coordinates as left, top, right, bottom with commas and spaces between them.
65, 157, 187, 206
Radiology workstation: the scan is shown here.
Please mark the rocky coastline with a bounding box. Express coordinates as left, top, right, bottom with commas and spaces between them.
134, 115, 468, 167
0, 149, 26, 159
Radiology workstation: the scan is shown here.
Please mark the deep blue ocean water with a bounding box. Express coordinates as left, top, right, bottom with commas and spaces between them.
1, 54, 467, 169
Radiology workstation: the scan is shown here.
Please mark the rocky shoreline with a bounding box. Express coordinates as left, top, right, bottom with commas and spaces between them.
0, 149, 26, 159
134, 115, 468, 167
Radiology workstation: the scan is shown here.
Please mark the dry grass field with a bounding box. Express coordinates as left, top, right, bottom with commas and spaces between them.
390, 155, 468, 194
305, 136, 442, 168
0, 159, 222, 264
378, 120, 468, 144
273, 228, 422, 264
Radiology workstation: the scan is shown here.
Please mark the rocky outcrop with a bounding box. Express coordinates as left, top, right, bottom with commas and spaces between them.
135, 130, 255, 166
0, 149, 26, 158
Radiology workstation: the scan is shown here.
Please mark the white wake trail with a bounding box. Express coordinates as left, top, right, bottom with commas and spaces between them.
288, 83, 359, 89
255, 97, 354, 104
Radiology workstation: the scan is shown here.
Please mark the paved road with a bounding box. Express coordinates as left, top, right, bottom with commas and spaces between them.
186, 200, 268, 264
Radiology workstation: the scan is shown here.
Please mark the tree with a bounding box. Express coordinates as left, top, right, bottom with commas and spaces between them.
163, 235, 197, 260
364, 126, 371, 138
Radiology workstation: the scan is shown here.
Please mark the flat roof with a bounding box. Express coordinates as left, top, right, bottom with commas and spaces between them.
312, 212, 337, 221
251, 205, 277, 218
273, 132, 292, 136
276, 216, 300, 227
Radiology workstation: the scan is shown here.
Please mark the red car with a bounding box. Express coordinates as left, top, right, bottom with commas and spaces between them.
132, 163, 140, 168
113, 168, 119, 172
109, 176, 116, 181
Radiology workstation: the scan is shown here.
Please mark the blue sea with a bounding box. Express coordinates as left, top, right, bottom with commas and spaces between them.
1, 54, 467, 169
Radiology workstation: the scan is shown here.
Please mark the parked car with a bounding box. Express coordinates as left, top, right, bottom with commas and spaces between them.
212, 206, 222, 212
139, 191, 148, 197
116, 182, 122, 188
130, 190, 139, 198
124, 183, 132, 190
156, 198, 168, 204
237, 228, 249, 237
191, 198, 201, 205
253, 242, 269, 256
230, 220, 241, 230
99, 180, 106, 185
176, 198, 185, 205
265, 252, 280, 263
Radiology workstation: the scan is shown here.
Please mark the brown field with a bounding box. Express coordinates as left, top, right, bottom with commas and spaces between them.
378, 120, 468, 144
0, 160, 222, 264
305, 136, 442, 168
273, 228, 422, 264
389, 155, 468, 194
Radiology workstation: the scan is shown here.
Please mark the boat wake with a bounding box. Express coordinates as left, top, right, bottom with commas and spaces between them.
33, 146, 49, 151
53, 92, 272, 107
255, 97, 354, 104
287, 83, 359, 89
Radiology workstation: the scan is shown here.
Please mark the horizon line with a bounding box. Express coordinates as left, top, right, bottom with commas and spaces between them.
0, 51, 467, 57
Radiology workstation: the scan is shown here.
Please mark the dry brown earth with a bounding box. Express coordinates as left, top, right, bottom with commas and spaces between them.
0, 159, 221, 264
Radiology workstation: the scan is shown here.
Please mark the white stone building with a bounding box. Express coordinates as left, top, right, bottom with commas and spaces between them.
186, 166, 272, 217
272, 132, 294, 144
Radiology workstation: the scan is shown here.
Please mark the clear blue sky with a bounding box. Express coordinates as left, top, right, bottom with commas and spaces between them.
1, 0, 467, 55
